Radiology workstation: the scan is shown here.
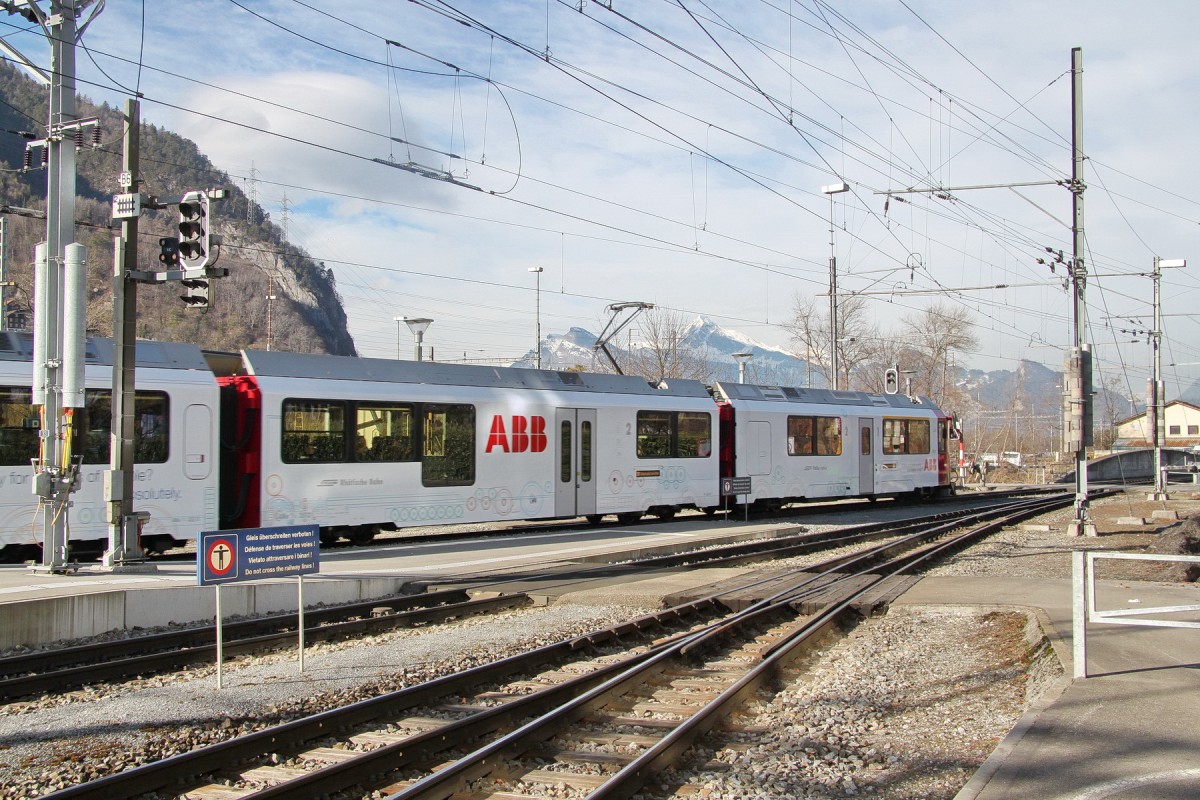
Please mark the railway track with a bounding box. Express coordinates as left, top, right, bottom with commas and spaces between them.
0, 493, 1063, 704
144, 486, 1056, 562
34, 492, 1076, 800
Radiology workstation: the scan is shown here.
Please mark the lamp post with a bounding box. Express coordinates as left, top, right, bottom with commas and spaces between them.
821, 181, 850, 389
529, 267, 544, 369
401, 316, 433, 361
732, 352, 753, 384
1151, 257, 1187, 500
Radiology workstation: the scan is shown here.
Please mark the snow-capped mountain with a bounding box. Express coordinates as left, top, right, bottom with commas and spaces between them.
512, 316, 819, 386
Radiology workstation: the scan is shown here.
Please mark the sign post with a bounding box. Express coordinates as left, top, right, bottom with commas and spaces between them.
721, 476, 752, 522
198, 525, 320, 688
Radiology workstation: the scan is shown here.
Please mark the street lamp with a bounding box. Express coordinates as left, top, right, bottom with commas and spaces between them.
732, 352, 753, 384
821, 180, 850, 390
1151, 257, 1186, 500
400, 316, 433, 361
528, 267, 544, 369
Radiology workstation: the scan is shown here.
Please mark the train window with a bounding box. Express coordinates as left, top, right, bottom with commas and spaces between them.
787, 416, 814, 455
560, 420, 572, 482
422, 404, 475, 487
861, 425, 871, 456
787, 416, 840, 456
883, 417, 931, 455
816, 417, 842, 456
908, 419, 930, 453
282, 400, 346, 463
355, 404, 415, 462
636, 411, 672, 458
580, 420, 592, 481
0, 386, 40, 466
636, 410, 711, 459
677, 412, 711, 458
76, 390, 169, 464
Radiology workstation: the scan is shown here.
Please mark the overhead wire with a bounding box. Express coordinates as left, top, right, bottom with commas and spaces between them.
7, 2, 1190, 381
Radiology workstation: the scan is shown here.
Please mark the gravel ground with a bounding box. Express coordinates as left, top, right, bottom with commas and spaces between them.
1, 489, 1196, 799
677, 607, 1053, 800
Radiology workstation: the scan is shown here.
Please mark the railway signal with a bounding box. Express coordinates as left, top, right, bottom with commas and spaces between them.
884, 368, 899, 394
177, 190, 213, 268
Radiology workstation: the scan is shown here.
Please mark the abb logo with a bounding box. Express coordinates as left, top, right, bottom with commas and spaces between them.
485, 415, 548, 453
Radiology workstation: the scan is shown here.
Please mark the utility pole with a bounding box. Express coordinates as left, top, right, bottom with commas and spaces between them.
103, 98, 148, 569
2, 0, 104, 572
821, 181, 849, 389
1065, 47, 1095, 536
1150, 256, 1187, 501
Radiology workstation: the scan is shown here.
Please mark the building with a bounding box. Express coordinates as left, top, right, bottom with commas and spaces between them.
1113, 400, 1200, 450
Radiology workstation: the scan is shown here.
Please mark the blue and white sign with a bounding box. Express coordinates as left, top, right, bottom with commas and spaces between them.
198, 525, 319, 586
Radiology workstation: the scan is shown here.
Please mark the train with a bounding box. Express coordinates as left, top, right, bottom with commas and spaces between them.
0, 333, 956, 561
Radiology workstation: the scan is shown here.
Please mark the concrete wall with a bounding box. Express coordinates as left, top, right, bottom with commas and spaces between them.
1056, 448, 1198, 484
0, 576, 418, 650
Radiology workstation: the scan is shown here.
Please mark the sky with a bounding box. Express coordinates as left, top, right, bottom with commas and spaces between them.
5, 1, 1200, 402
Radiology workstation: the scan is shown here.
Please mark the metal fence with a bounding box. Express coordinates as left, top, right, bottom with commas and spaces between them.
1072, 550, 1200, 678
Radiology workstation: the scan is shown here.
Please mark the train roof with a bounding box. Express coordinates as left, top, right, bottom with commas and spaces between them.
0, 332, 211, 371
712, 381, 942, 412
236, 349, 715, 399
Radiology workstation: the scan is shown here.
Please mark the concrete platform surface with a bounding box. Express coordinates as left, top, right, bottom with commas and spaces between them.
899, 576, 1200, 800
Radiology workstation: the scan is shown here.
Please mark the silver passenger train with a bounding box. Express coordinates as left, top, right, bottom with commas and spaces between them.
0, 334, 954, 560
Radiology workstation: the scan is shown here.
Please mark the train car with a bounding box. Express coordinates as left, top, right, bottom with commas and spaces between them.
217, 350, 721, 544
712, 381, 953, 510
0, 333, 221, 561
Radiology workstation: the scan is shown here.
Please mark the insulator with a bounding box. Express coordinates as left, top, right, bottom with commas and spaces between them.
92, 126, 101, 147
40, 147, 48, 166
73, 128, 83, 150
22, 149, 31, 170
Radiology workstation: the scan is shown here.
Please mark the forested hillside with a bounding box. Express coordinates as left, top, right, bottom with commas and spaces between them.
0, 62, 356, 355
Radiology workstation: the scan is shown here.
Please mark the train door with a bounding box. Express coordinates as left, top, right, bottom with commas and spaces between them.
858, 417, 874, 494
183, 403, 213, 480
745, 420, 772, 476
555, 408, 597, 517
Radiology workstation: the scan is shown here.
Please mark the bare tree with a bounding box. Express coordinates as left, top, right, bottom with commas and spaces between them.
898, 302, 978, 408
782, 292, 880, 390
622, 309, 715, 384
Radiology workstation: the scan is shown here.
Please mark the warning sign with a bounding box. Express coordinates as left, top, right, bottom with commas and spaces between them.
198, 525, 319, 586
205, 536, 237, 579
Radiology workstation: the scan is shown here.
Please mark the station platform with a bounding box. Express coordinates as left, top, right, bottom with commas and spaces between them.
0, 515, 800, 649
900, 576, 1200, 800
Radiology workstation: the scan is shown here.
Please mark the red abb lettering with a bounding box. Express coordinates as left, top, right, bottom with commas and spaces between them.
530, 415, 547, 452
486, 416, 509, 453
485, 415, 547, 453
511, 415, 529, 452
